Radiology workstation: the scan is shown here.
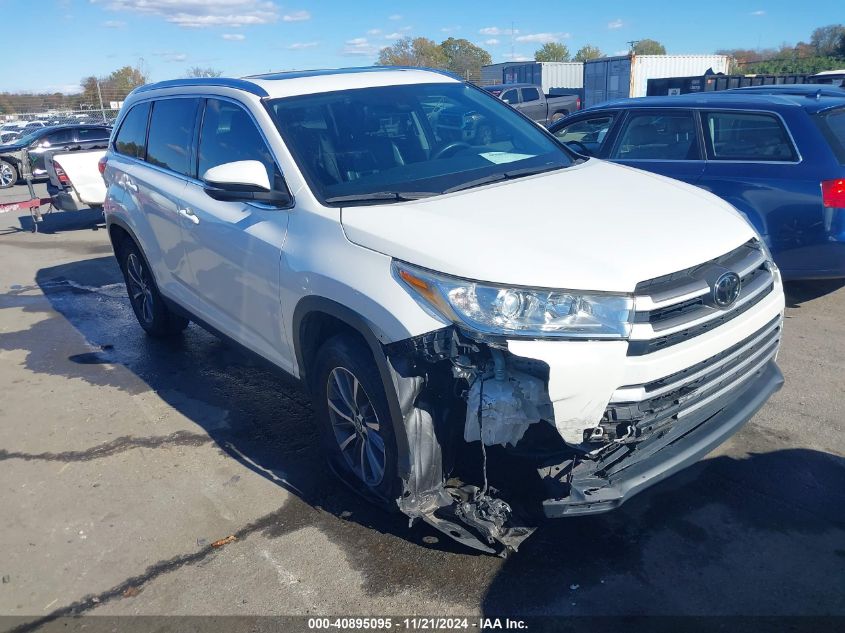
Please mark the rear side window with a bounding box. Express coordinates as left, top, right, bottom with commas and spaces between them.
198, 98, 283, 190
146, 98, 200, 177
611, 111, 700, 160
522, 87, 540, 102
77, 127, 110, 141
815, 108, 845, 164
704, 111, 797, 161
114, 102, 150, 159
45, 129, 74, 145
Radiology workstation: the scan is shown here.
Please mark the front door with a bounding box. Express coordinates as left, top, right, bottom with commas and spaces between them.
179, 97, 293, 370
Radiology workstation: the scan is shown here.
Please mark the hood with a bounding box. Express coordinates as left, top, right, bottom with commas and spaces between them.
340, 160, 757, 293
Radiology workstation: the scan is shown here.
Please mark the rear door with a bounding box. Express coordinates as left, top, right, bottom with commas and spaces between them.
697, 108, 824, 275
178, 97, 293, 367
607, 108, 706, 183
29, 128, 75, 173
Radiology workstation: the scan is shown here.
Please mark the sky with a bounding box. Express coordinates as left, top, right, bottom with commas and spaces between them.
0, 0, 842, 93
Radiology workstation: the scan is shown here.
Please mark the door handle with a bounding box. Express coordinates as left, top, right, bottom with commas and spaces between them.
178, 208, 200, 224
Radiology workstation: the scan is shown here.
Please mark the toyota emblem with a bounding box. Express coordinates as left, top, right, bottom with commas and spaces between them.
713, 272, 741, 308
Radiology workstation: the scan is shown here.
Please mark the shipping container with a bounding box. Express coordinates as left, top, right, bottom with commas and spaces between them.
583, 54, 732, 107
479, 62, 526, 86
647, 73, 814, 96
496, 61, 584, 93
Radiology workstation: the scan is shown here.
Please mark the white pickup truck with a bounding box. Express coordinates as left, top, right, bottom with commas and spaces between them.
45, 148, 106, 211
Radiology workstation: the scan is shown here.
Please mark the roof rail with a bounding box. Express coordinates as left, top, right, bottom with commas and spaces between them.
245, 66, 463, 82
132, 78, 269, 98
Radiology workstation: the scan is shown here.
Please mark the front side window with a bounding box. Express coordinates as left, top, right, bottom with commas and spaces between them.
114, 102, 150, 159
146, 98, 200, 176
611, 111, 700, 160
521, 87, 540, 102
704, 111, 798, 161
268, 82, 572, 203
198, 98, 283, 190
501, 89, 519, 105
554, 115, 615, 155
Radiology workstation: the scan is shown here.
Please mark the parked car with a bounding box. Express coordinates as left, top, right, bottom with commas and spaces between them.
0, 124, 111, 187
0, 130, 21, 144
102, 69, 784, 553
484, 83, 580, 125
44, 148, 107, 211
550, 92, 845, 280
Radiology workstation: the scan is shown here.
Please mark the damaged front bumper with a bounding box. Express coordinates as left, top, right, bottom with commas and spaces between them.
540, 359, 783, 517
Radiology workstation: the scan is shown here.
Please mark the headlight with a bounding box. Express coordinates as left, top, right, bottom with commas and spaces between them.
393, 261, 633, 339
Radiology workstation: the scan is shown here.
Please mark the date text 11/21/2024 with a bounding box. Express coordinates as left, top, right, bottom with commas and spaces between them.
306, 617, 528, 630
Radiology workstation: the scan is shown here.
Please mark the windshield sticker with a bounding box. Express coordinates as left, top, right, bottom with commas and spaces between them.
479, 152, 535, 164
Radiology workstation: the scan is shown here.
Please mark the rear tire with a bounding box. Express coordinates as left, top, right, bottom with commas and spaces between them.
312, 335, 400, 502
118, 238, 189, 337
0, 160, 17, 189
550, 110, 568, 123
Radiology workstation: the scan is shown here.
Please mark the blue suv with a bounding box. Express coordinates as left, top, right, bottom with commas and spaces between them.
550, 93, 845, 280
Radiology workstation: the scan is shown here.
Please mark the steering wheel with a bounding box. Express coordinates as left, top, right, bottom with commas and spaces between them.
564, 140, 592, 156
433, 141, 471, 160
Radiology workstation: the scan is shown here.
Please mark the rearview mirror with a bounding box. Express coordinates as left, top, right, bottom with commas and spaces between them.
202, 160, 292, 207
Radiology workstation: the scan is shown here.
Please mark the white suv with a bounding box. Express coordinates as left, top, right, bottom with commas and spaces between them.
102, 68, 785, 554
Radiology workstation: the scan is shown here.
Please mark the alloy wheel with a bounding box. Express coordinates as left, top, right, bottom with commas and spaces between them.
126, 253, 154, 325
0, 163, 14, 188
326, 366, 386, 486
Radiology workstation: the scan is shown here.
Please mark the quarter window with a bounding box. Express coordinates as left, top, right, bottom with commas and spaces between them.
146, 98, 200, 176
198, 99, 283, 190
114, 102, 150, 159
521, 87, 540, 102
704, 111, 797, 161
611, 111, 700, 160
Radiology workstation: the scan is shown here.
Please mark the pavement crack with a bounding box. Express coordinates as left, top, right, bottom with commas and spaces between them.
0, 431, 213, 463
10, 506, 291, 633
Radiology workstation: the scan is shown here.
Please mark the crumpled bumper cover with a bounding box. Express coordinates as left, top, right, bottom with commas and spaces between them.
541, 359, 784, 517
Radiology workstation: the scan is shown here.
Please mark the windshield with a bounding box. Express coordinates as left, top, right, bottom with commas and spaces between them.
816, 107, 845, 164
267, 82, 572, 204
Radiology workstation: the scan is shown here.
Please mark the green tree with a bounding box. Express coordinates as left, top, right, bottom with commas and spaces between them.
810, 24, 845, 56
573, 44, 604, 62
534, 42, 570, 62
377, 37, 448, 68
185, 66, 223, 78
633, 39, 667, 55
439, 37, 492, 80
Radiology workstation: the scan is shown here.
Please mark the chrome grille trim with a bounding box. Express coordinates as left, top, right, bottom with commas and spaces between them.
628, 239, 775, 356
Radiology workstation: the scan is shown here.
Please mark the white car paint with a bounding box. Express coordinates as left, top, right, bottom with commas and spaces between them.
51, 149, 107, 207
103, 67, 784, 463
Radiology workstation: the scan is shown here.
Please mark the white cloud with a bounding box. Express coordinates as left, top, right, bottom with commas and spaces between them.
441, 26, 460, 33
502, 52, 531, 61
515, 32, 569, 44
388, 14, 402, 20
479, 26, 518, 36
222, 33, 245, 40
750, 10, 766, 16
384, 32, 403, 40
400, 26, 412, 32
102, 20, 126, 28
287, 41, 318, 49
283, 9, 310, 22
608, 19, 624, 29
153, 51, 189, 62
92, 0, 279, 29
341, 37, 384, 56
367, 28, 381, 35
485, 38, 500, 46
613, 49, 630, 56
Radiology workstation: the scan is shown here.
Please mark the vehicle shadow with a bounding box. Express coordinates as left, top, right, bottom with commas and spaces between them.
784, 278, 845, 308
1, 208, 104, 235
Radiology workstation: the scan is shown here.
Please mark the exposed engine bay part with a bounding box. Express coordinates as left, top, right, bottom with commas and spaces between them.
384, 327, 553, 554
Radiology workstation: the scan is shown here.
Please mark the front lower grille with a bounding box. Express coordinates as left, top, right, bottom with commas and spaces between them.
628, 239, 775, 356
599, 316, 781, 442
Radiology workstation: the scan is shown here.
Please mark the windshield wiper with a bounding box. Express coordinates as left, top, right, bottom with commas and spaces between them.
325, 191, 436, 204
442, 164, 564, 194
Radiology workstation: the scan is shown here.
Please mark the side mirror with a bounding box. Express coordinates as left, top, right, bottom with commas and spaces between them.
202, 160, 292, 207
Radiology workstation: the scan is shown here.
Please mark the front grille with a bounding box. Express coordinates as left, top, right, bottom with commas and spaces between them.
599, 316, 781, 441
628, 239, 775, 356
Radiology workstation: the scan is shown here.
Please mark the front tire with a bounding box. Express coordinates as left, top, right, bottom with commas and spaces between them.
550, 110, 568, 123
312, 335, 400, 502
0, 160, 17, 189
118, 239, 189, 337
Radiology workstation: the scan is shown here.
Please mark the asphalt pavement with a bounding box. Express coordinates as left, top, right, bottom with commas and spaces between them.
0, 185, 843, 629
